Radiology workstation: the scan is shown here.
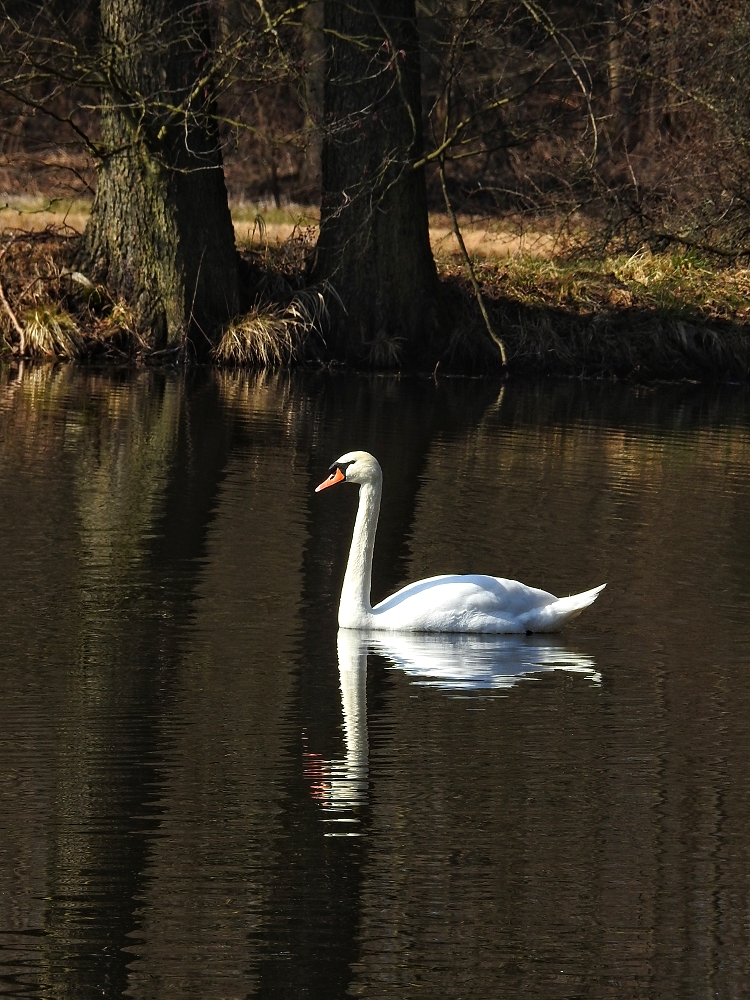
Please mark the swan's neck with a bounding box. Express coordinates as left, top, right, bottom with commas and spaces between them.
339, 480, 380, 628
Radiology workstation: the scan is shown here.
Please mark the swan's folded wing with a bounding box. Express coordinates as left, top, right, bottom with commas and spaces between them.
371, 574, 559, 633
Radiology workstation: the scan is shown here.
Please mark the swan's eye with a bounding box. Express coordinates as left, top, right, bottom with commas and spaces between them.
329, 460, 355, 477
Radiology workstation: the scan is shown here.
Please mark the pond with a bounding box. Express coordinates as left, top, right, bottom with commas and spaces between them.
0, 365, 749, 999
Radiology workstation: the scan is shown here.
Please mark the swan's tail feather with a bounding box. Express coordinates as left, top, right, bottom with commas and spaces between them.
521, 583, 606, 633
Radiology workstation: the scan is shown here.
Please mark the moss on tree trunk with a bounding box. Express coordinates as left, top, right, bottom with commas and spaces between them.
311, 0, 441, 366
79, 0, 239, 354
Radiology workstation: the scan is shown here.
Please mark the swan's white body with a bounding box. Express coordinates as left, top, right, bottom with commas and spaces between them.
316, 451, 605, 634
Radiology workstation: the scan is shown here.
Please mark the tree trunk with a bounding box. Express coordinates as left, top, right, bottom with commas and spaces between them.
608, 0, 628, 149
310, 0, 441, 366
79, 0, 240, 355
300, 0, 325, 199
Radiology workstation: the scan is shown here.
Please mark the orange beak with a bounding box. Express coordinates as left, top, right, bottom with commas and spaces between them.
315, 467, 346, 492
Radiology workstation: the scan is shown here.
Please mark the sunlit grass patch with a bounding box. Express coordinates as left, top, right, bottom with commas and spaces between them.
437, 247, 750, 379
0, 195, 93, 216
230, 202, 319, 227
453, 248, 750, 324
609, 250, 750, 320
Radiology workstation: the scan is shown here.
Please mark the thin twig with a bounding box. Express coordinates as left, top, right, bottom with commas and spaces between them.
437, 159, 507, 370
0, 240, 26, 351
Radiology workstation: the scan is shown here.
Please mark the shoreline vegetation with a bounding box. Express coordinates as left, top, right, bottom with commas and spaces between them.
4, 1, 750, 383
1, 201, 749, 381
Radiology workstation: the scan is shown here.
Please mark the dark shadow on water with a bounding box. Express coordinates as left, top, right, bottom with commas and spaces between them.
0, 368, 238, 999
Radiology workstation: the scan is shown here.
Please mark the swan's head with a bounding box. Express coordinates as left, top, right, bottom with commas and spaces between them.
315, 451, 382, 492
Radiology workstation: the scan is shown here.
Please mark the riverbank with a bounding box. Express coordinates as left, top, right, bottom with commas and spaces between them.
1, 208, 748, 379
446, 252, 750, 380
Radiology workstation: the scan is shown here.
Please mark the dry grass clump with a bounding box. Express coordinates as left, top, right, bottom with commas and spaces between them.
366, 328, 406, 367
22, 303, 84, 358
216, 224, 338, 368
0, 227, 335, 365
215, 304, 299, 366
0, 230, 91, 357
91, 301, 143, 347
214, 287, 331, 367
0, 239, 144, 359
0, 230, 199, 359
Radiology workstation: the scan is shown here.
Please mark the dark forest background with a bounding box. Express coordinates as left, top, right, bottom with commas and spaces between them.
2, 0, 749, 257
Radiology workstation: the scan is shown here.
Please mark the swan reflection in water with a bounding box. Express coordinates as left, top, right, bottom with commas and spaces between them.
368, 630, 601, 691
304, 630, 600, 833
303, 630, 370, 836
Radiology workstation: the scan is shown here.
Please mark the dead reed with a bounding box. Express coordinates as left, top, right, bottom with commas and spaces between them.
213, 286, 333, 367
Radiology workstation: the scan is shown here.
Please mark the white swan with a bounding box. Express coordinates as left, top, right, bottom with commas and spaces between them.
316, 451, 605, 633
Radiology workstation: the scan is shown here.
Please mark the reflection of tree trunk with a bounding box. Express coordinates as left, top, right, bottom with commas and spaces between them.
311, 0, 441, 365
79, 1, 239, 353
31, 371, 238, 998
300, 0, 325, 199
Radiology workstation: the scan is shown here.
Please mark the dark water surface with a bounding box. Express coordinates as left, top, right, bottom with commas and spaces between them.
1, 365, 749, 999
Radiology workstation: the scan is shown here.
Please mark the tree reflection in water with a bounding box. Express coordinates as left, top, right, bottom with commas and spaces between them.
1, 368, 750, 1000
